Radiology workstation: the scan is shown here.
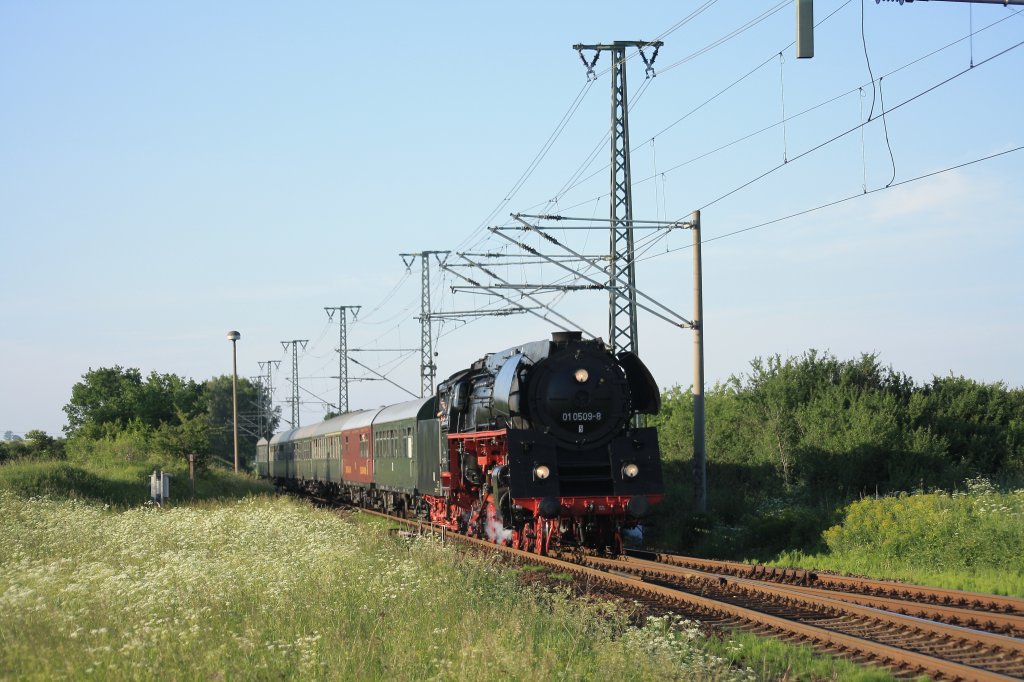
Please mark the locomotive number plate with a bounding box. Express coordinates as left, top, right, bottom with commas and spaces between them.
562, 412, 602, 422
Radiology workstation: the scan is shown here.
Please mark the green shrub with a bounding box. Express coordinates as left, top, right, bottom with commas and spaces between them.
0, 461, 127, 502
740, 505, 833, 557
823, 478, 1024, 573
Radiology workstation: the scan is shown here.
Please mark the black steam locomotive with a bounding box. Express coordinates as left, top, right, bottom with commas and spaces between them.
258, 331, 663, 554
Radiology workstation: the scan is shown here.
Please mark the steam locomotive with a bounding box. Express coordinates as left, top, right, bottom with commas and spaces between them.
256, 331, 663, 554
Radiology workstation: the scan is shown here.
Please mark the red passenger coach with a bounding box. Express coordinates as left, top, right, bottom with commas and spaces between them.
341, 409, 378, 496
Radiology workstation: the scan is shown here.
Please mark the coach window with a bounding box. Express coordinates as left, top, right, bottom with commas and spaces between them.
406, 427, 413, 458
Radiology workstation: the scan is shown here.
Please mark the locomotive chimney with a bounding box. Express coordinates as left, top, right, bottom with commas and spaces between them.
551, 331, 583, 345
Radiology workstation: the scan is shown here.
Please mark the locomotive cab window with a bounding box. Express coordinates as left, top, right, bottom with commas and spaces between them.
452, 382, 468, 410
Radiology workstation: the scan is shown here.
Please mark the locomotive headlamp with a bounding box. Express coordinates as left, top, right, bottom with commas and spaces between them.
574, 368, 589, 383
622, 463, 640, 479
534, 464, 551, 480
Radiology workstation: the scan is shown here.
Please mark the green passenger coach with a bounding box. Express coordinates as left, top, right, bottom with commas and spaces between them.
371, 397, 440, 499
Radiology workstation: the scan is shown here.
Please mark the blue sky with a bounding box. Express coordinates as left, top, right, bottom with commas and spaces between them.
2, 1, 1022, 437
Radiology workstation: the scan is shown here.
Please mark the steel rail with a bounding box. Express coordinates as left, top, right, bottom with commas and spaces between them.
634, 552, 1024, 616
621, 554, 1024, 636
580, 554, 1024, 658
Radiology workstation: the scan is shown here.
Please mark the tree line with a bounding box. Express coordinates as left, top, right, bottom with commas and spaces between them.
0, 367, 280, 469
653, 350, 1024, 507
8, 352, 1022, 491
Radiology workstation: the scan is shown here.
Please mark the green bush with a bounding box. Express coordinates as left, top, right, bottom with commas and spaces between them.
823, 479, 1024, 573
740, 505, 833, 558
0, 461, 128, 502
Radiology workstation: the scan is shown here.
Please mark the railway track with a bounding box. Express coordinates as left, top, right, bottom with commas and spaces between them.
570, 552, 1024, 680
344, 505, 1024, 680
630, 551, 1024, 628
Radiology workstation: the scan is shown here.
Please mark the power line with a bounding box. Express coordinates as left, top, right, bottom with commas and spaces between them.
697, 36, 1024, 211
520, 1, 855, 219
542, 4, 1021, 220
650, 144, 1023, 256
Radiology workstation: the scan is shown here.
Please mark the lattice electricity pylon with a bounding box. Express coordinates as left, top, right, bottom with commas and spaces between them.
573, 40, 662, 354
400, 250, 450, 397
280, 340, 308, 427
257, 360, 280, 438
325, 305, 360, 413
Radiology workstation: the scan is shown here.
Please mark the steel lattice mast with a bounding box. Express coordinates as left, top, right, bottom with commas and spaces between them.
324, 306, 360, 413
257, 360, 280, 438
280, 340, 308, 427
400, 251, 449, 397
574, 40, 661, 354
249, 375, 265, 440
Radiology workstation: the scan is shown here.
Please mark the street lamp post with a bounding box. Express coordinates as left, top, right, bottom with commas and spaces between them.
227, 331, 241, 473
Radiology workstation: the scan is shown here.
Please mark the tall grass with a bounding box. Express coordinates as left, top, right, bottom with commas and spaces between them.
0, 493, 761, 681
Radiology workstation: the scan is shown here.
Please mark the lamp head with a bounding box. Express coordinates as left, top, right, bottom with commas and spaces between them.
226, 331, 241, 342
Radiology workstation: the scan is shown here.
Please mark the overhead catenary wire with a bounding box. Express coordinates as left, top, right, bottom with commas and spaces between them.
657, 0, 794, 74
697, 36, 1024, 212
535, 0, 854, 215
649, 144, 1024, 259
469, 1, 728, 241
456, 80, 596, 252
542, 4, 1021, 219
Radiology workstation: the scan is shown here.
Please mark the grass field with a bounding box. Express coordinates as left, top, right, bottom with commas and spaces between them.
1, 493, 773, 680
